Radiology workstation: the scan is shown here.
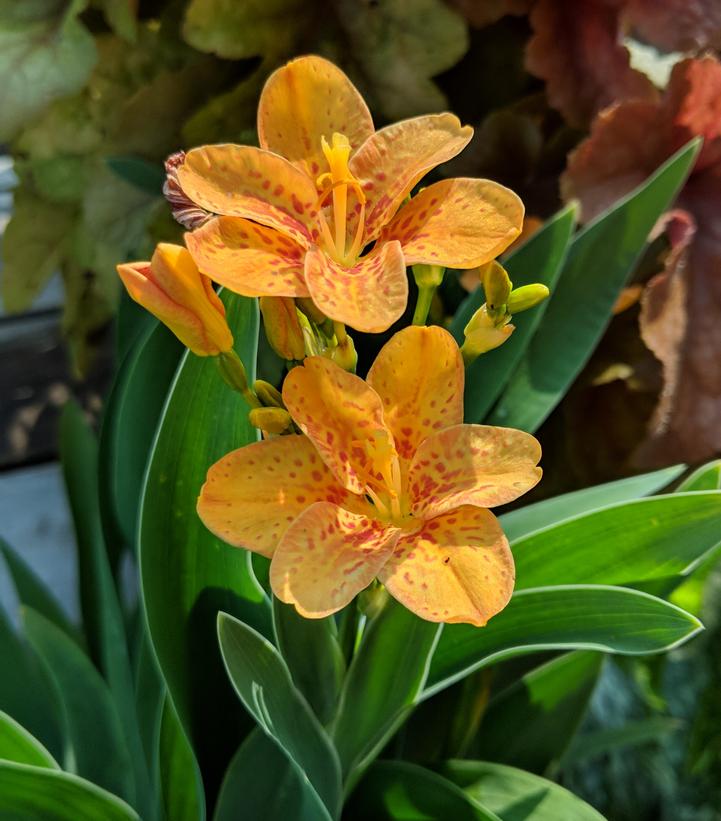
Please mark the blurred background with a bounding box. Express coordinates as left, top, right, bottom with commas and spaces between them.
1, 2, 720, 818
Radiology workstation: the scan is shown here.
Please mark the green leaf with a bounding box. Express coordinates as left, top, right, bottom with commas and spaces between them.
513, 492, 721, 590
99, 321, 182, 549
23, 608, 135, 803
444, 760, 607, 821
106, 156, 165, 197
217, 612, 341, 820
487, 139, 701, 432
0, 760, 139, 821
345, 761, 502, 821
473, 652, 603, 772
213, 729, 324, 821
139, 292, 272, 781
677, 459, 721, 491
1, 185, 75, 312
560, 716, 682, 767
59, 402, 154, 816
425, 585, 702, 698
0, 711, 59, 769
332, 600, 441, 784
0, 608, 63, 762
158, 698, 205, 821
453, 204, 576, 423
272, 599, 345, 725
0, 7, 97, 141
500, 464, 685, 542
0, 537, 76, 638
97, 0, 137, 41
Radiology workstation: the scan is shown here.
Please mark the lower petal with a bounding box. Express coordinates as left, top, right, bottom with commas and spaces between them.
382, 178, 524, 269
186, 216, 309, 297
197, 435, 368, 558
379, 506, 514, 627
408, 424, 542, 519
304, 240, 408, 333
270, 502, 399, 618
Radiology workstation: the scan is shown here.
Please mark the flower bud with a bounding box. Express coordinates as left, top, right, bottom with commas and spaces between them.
254, 379, 284, 408
117, 243, 233, 356
326, 335, 358, 373
481, 260, 512, 314
507, 284, 550, 314
259, 297, 306, 361
249, 407, 293, 435
296, 297, 326, 325
461, 305, 514, 364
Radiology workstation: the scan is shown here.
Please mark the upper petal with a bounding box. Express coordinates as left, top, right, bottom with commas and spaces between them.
408, 424, 542, 519
367, 326, 464, 468
349, 113, 473, 242
185, 216, 309, 298
282, 356, 395, 495
382, 178, 524, 268
379, 506, 514, 627
270, 501, 399, 619
304, 240, 408, 334
177, 145, 320, 247
196, 435, 368, 558
258, 55, 374, 178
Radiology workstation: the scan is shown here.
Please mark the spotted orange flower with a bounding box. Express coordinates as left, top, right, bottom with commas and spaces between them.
197, 326, 541, 626
176, 55, 524, 334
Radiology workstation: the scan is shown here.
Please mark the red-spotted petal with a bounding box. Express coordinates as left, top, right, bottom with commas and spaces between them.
408, 424, 542, 519
304, 240, 408, 333
382, 178, 524, 268
258, 55, 374, 178
282, 357, 395, 495
367, 326, 464, 468
196, 435, 368, 558
379, 506, 514, 627
177, 144, 320, 246
349, 114, 473, 242
270, 502, 399, 618
185, 216, 309, 297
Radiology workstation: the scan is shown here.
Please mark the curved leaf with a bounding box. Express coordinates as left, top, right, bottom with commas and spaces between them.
139, 291, 272, 787
677, 460, 721, 492
425, 585, 702, 698
217, 612, 341, 820
158, 698, 205, 821
0, 711, 59, 769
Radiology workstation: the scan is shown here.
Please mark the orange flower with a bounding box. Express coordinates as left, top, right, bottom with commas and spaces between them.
118, 243, 233, 356
197, 326, 541, 626
177, 55, 524, 334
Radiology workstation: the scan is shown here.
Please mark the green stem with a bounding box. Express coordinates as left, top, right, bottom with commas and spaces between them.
338, 600, 360, 666
217, 350, 261, 408
412, 285, 435, 326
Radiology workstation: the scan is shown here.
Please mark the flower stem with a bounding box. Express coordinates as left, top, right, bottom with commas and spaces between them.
217, 350, 262, 408
338, 599, 361, 665
412, 285, 435, 326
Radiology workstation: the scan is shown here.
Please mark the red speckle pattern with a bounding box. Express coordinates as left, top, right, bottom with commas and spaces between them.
186, 216, 309, 297
379, 506, 514, 626
270, 501, 400, 617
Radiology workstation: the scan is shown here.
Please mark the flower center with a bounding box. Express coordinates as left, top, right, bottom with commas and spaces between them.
359, 432, 416, 529
316, 132, 366, 266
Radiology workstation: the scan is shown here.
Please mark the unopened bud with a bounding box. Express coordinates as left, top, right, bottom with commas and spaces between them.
260, 297, 306, 361
253, 379, 284, 408
507, 284, 550, 314
296, 297, 327, 325
249, 407, 293, 435
481, 261, 512, 314
327, 335, 358, 373
412, 263, 445, 289
461, 305, 514, 364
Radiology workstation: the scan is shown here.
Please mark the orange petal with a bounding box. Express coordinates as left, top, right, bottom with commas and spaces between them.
257, 55, 374, 179
117, 243, 233, 356
408, 424, 542, 518
177, 145, 320, 247
304, 240, 408, 333
382, 178, 524, 268
379, 506, 514, 626
349, 114, 473, 242
367, 326, 463, 468
282, 357, 394, 495
270, 502, 399, 618
185, 216, 309, 297
197, 435, 369, 558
